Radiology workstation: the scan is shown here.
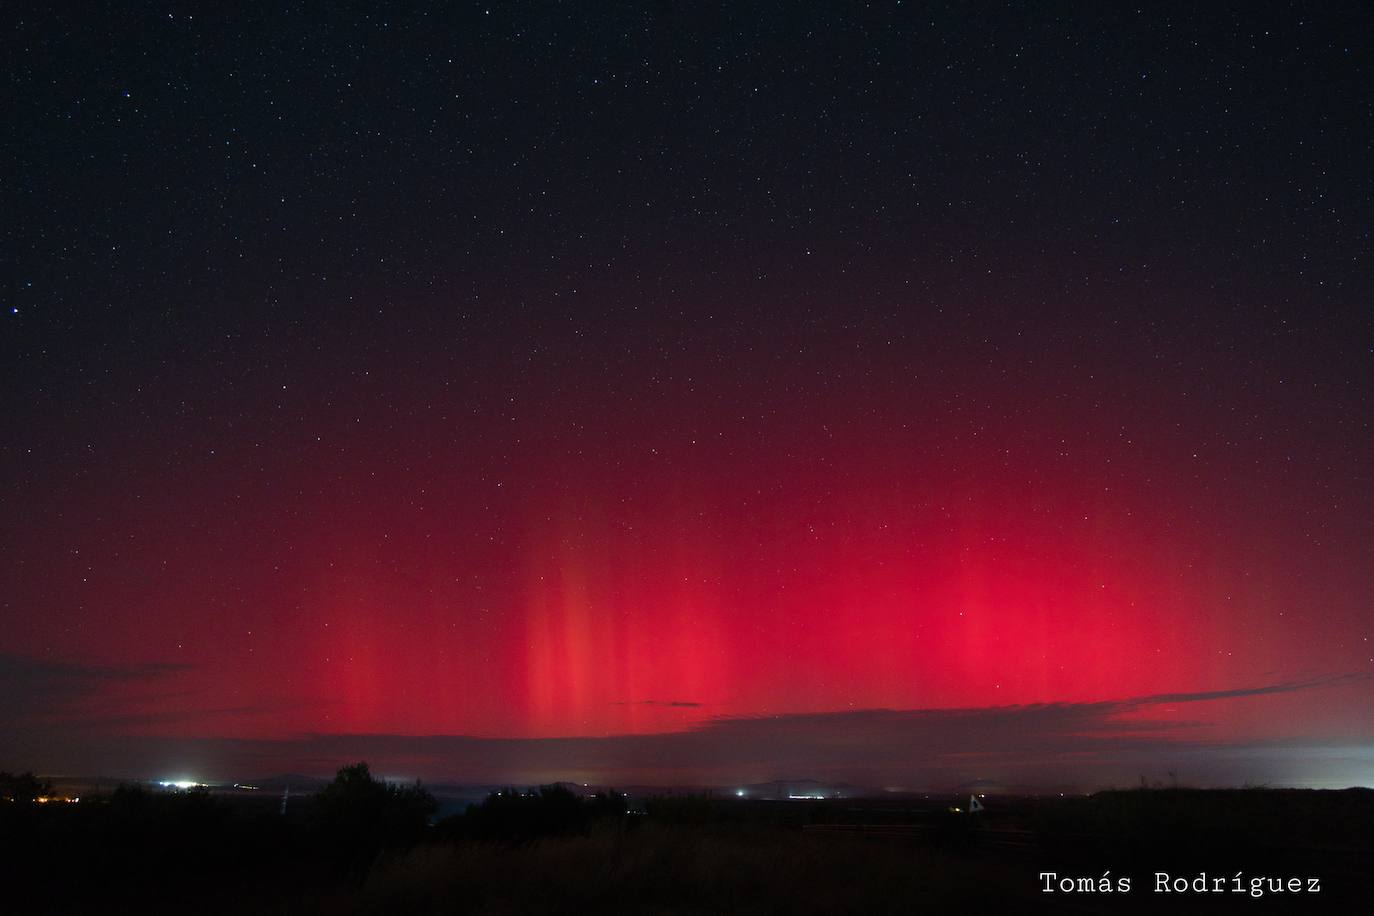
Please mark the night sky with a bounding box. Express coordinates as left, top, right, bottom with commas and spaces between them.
3, 3, 1373, 787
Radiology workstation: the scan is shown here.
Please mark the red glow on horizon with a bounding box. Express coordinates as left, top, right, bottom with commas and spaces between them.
6, 320, 1370, 751
47, 438, 1349, 744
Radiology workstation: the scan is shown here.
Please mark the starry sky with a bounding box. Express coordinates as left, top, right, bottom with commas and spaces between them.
3, 2, 1373, 786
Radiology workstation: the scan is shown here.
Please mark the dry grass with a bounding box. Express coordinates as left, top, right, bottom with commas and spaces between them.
323, 821, 1017, 915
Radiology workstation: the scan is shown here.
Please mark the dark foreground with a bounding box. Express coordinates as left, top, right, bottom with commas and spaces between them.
2, 774, 1370, 914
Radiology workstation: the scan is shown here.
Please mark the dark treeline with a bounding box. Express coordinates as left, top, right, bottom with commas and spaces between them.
0, 763, 636, 914
440, 783, 630, 843
4, 769, 1373, 914
0, 770, 53, 801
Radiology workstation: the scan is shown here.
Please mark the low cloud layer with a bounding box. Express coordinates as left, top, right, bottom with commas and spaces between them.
0, 654, 191, 725
4, 663, 1369, 790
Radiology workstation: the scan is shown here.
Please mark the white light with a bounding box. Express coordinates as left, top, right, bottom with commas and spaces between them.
735, 789, 745, 797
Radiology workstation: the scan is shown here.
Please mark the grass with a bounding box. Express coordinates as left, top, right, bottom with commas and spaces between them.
327, 821, 1019, 915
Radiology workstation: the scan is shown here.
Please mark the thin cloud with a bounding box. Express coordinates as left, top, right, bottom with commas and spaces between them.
6, 672, 1368, 789
0, 653, 190, 717
1113, 672, 1371, 709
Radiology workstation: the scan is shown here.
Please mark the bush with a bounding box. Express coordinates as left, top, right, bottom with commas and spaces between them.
443, 784, 628, 843
313, 762, 437, 875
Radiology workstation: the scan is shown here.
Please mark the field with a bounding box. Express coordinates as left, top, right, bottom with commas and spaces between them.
3, 783, 1371, 914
